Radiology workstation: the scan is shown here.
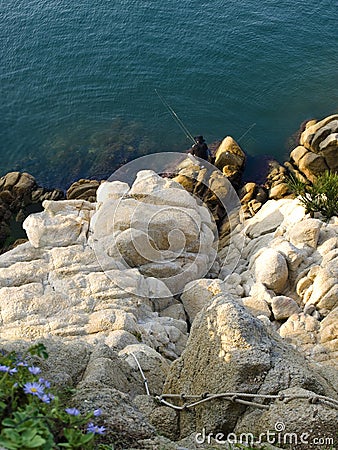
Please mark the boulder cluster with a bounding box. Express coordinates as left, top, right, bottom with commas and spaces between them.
0, 115, 337, 449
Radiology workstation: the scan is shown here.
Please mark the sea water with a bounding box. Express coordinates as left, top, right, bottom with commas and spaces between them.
0, 0, 337, 188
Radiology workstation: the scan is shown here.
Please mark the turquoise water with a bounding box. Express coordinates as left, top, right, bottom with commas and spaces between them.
1, 0, 337, 188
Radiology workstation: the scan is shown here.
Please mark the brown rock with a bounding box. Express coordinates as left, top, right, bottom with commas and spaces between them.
214, 136, 245, 184
300, 114, 338, 151
67, 179, 100, 202
297, 152, 329, 182
269, 182, 290, 199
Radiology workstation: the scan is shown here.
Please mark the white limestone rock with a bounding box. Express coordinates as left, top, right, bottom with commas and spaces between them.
254, 248, 288, 294
23, 200, 93, 248
286, 218, 322, 249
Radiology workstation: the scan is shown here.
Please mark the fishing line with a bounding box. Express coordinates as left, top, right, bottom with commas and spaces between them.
237, 122, 256, 143
155, 89, 196, 144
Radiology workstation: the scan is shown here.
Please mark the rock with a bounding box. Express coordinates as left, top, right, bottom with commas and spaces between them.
214, 136, 246, 186
0, 172, 66, 252
254, 249, 288, 294
149, 407, 179, 440
289, 115, 338, 180
96, 180, 129, 203
91, 170, 217, 295
265, 161, 291, 200
242, 296, 271, 318
66, 178, 100, 202
235, 387, 338, 450
104, 330, 141, 350
286, 218, 322, 249
163, 295, 337, 440
279, 313, 320, 347
23, 200, 93, 248
300, 115, 338, 152
271, 296, 300, 321
180, 279, 224, 322
3, 171, 36, 196
119, 344, 170, 395
239, 182, 268, 218
243, 199, 306, 239
290, 145, 309, 166
269, 182, 290, 199
249, 282, 275, 304
0, 173, 199, 360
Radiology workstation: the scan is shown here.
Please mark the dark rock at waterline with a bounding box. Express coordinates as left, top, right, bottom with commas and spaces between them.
66, 179, 101, 202
0, 171, 64, 253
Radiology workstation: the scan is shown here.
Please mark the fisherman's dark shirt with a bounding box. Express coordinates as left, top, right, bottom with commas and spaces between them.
191, 142, 209, 160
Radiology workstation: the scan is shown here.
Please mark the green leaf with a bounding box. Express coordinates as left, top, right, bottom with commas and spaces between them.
23, 435, 47, 448
28, 343, 48, 360
0, 436, 20, 449
2, 418, 16, 427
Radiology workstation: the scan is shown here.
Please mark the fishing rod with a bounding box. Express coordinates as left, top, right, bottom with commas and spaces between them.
155, 89, 196, 144
237, 122, 256, 143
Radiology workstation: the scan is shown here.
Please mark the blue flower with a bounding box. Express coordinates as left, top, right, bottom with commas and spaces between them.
28, 366, 41, 375
65, 407, 80, 416
39, 378, 51, 388
87, 422, 106, 435
93, 408, 102, 417
16, 361, 28, 367
23, 382, 45, 397
0, 365, 17, 375
40, 394, 54, 404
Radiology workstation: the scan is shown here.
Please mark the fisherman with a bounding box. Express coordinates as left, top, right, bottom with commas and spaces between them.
190, 136, 211, 161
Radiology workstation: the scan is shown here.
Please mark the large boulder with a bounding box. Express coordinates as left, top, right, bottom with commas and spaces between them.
90, 170, 218, 295
253, 248, 289, 294
163, 296, 338, 444
214, 136, 246, 186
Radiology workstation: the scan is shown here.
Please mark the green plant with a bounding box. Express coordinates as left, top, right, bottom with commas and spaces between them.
287, 171, 338, 220
0, 344, 107, 449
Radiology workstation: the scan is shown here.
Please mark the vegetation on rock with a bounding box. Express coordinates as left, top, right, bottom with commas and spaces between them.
0, 344, 110, 450
287, 171, 338, 220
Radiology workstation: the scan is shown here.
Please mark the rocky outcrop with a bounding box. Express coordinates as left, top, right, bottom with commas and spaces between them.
1, 159, 338, 448
0, 171, 64, 252
163, 296, 338, 446
287, 114, 338, 182
213, 136, 246, 187
0, 170, 222, 360
217, 198, 338, 369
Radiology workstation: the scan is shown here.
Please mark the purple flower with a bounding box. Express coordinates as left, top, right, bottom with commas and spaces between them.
39, 378, 51, 388
87, 422, 106, 435
65, 407, 80, 416
28, 366, 41, 375
16, 361, 28, 367
40, 394, 54, 404
0, 365, 17, 375
23, 382, 45, 397
93, 408, 102, 417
